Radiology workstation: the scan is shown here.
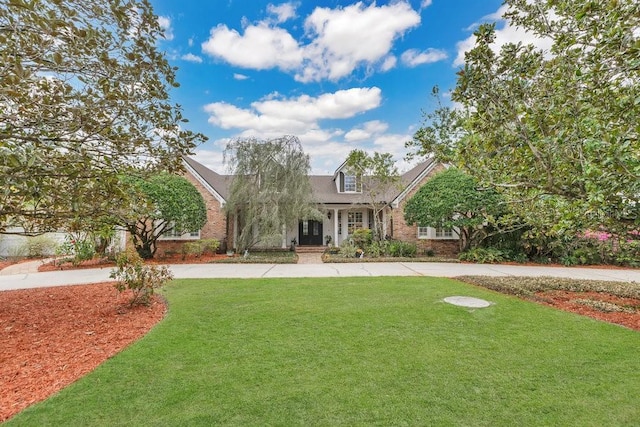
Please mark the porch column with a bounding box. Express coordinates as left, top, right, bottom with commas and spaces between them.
333, 208, 339, 246
233, 213, 238, 251
281, 223, 287, 249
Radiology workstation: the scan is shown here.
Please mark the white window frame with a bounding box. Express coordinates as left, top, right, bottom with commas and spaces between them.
417, 226, 457, 240
158, 222, 201, 240
347, 211, 363, 234
435, 227, 454, 238
344, 174, 358, 192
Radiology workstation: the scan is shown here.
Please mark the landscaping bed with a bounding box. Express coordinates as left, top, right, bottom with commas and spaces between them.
0, 283, 166, 422
458, 276, 640, 331
321, 254, 459, 263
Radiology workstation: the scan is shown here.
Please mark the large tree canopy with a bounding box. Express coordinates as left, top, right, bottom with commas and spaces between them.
0, 0, 206, 234
224, 135, 319, 250
410, 0, 639, 237
404, 168, 504, 251
119, 173, 207, 259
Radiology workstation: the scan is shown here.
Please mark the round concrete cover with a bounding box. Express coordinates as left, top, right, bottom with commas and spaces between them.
443, 296, 492, 308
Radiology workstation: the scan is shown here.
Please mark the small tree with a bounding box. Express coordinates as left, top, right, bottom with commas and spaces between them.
119, 174, 207, 259
404, 168, 504, 251
345, 149, 401, 241
224, 135, 319, 251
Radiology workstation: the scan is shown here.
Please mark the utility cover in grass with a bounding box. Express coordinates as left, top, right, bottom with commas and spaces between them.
444, 296, 492, 308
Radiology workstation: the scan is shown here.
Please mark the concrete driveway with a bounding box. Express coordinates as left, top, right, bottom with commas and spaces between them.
1, 260, 639, 291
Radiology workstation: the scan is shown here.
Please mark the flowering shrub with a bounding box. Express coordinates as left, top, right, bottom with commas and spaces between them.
110, 248, 173, 306
56, 234, 95, 265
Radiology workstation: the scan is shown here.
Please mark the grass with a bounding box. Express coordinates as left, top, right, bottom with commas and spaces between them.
8, 277, 640, 426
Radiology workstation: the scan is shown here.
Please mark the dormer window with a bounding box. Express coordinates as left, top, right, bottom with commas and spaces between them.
340, 171, 362, 193
344, 174, 357, 192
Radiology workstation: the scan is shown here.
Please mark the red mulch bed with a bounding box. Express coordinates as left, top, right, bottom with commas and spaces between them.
534, 290, 640, 331
0, 283, 166, 422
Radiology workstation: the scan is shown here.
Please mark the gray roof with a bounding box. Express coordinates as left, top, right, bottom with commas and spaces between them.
184, 156, 436, 206
183, 156, 232, 200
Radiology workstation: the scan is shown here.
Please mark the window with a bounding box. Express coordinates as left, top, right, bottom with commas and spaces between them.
340, 172, 361, 193
344, 174, 357, 192
435, 227, 453, 238
160, 222, 200, 240
338, 211, 342, 235
347, 212, 363, 234
302, 220, 309, 236
417, 227, 429, 238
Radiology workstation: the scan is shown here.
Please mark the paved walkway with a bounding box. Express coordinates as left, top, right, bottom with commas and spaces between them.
1, 258, 639, 291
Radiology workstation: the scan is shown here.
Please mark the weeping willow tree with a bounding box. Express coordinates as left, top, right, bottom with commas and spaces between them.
224, 135, 320, 250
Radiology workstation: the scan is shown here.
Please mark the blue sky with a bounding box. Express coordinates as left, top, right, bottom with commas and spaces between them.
148, 0, 533, 174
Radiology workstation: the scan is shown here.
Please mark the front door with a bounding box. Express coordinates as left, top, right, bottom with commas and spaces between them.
298, 220, 323, 245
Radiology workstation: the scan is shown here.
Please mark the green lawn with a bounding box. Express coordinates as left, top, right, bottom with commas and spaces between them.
8, 277, 640, 426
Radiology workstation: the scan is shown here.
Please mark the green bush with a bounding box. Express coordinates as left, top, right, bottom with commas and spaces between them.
459, 247, 507, 263
181, 238, 220, 259
388, 240, 417, 258
110, 248, 173, 306
365, 240, 390, 258
56, 234, 95, 265
22, 235, 58, 258
339, 240, 359, 258
351, 229, 373, 247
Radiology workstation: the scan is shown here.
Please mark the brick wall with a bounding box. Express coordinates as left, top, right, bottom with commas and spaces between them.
389, 163, 460, 258
153, 170, 230, 256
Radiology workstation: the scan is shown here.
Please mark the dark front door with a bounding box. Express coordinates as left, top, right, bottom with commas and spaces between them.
298, 220, 323, 245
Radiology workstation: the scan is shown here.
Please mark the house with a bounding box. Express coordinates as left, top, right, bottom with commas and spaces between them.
155, 156, 459, 257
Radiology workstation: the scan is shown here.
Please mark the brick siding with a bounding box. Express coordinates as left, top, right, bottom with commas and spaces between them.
390, 164, 460, 258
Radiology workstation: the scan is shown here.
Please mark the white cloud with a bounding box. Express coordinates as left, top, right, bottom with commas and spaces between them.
200, 1, 420, 82
204, 87, 382, 136
157, 16, 174, 41
420, 0, 433, 9
400, 48, 448, 67
344, 120, 389, 142
181, 53, 203, 63
233, 73, 249, 80
188, 38, 194, 47
267, 2, 298, 23
298, 1, 421, 82
454, 5, 553, 67
202, 23, 303, 70
380, 55, 397, 72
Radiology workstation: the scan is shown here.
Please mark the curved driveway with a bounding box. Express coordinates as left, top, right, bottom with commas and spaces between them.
1, 261, 639, 291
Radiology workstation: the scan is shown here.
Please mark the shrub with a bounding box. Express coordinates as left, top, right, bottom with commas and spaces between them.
339, 240, 359, 258
365, 240, 390, 258
388, 240, 417, 258
459, 247, 507, 263
22, 235, 58, 258
422, 248, 435, 257
181, 239, 221, 259
110, 248, 173, 306
351, 228, 373, 247
200, 238, 220, 254
56, 234, 95, 265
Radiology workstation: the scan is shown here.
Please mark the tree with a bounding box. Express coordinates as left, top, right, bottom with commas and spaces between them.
224, 135, 319, 251
405, 86, 467, 164
448, 0, 639, 236
119, 174, 207, 259
0, 0, 206, 235
404, 168, 504, 251
345, 149, 401, 241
